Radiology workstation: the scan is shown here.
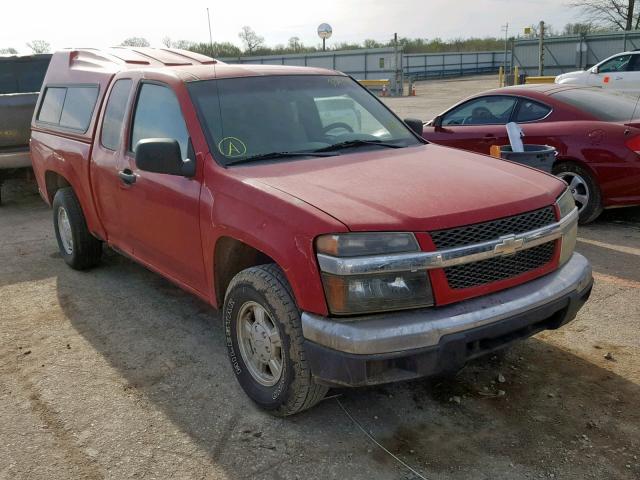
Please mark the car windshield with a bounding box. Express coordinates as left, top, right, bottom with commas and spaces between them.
187, 75, 421, 165
552, 88, 640, 122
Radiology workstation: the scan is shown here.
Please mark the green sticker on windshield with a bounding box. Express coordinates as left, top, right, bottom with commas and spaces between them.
218, 137, 247, 157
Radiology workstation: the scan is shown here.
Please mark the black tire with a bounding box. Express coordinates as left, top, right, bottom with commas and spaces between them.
224, 264, 328, 416
52, 188, 102, 270
553, 162, 603, 224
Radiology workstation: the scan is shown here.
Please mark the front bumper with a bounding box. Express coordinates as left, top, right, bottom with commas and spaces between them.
301, 252, 592, 387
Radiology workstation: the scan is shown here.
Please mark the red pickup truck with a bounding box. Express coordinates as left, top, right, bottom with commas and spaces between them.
31, 48, 593, 416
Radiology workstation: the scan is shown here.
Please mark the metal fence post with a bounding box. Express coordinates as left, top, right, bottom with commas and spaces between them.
538, 21, 545, 76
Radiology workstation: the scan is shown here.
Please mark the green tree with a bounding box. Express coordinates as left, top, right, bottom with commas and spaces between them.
363, 39, 382, 49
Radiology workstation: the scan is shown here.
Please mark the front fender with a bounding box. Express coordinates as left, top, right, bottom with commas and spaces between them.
201, 162, 348, 316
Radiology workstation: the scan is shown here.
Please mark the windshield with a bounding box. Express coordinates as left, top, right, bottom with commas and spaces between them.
187, 75, 421, 165
552, 88, 640, 122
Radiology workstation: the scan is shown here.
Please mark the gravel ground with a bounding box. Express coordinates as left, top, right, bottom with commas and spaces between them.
382, 76, 502, 121
1, 76, 639, 480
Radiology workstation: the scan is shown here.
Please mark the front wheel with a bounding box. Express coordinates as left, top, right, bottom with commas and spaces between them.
553, 162, 603, 224
52, 188, 102, 270
223, 264, 328, 416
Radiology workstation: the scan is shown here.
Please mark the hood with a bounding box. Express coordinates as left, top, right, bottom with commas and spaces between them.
232, 144, 565, 232
556, 70, 587, 82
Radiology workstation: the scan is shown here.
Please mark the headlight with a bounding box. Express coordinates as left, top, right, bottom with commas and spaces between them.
316, 233, 434, 316
556, 188, 577, 266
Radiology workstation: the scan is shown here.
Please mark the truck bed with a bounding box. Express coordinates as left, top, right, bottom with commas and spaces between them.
0, 92, 38, 148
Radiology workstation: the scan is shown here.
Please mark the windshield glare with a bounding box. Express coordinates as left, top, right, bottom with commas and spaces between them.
187, 75, 420, 165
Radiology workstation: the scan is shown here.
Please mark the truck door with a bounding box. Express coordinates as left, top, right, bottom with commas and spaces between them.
589, 54, 633, 90
616, 54, 640, 95
91, 78, 134, 248
118, 82, 207, 292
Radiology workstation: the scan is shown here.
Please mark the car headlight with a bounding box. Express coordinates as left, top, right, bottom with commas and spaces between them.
316, 233, 434, 316
556, 188, 577, 266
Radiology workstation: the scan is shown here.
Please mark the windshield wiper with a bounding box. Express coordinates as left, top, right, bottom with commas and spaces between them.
226, 150, 339, 167
312, 139, 404, 152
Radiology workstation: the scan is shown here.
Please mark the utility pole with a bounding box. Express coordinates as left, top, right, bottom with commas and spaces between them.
393, 33, 400, 96
538, 20, 545, 76
207, 8, 214, 57
502, 23, 509, 74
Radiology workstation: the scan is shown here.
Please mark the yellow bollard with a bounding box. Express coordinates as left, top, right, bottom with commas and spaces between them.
498, 66, 504, 87
514, 66, 520, 85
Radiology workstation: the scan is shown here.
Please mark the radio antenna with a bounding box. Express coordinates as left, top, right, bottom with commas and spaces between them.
207, 8, 214, 57
206, 7, 226, 147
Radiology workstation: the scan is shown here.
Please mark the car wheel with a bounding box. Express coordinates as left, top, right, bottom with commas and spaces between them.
52, 187, 102, 270
553, 163, 603, 224
224, 263, 328, 416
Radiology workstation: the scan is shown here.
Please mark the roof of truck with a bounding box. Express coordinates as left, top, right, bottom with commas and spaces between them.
45, 48, 339, 81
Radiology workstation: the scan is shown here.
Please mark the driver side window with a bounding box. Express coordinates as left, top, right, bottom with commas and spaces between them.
442, 96, 518, 126
599, 55, 632, 73
131, 83, 189, 159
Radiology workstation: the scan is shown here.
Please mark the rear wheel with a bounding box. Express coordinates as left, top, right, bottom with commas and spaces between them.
553, 162, 603, 224
224, 264, 328, 416
52, 188, 102, 270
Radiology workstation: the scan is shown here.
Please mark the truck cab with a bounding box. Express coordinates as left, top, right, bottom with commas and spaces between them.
31, 48, 593, 415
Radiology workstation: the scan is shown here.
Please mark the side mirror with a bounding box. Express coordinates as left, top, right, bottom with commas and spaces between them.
590, 66, 599, 74
404, 118, 424, 136
135, 138, 196, 177
431, 115, 443, 128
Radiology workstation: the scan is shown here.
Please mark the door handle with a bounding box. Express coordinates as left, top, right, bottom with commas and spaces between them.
482, 134, 498, 143
118, 169, 136, 185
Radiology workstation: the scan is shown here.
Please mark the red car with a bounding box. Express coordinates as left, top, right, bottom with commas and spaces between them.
422, 84, 640, 223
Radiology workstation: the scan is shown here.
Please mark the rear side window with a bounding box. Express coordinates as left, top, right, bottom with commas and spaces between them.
37, 85, 99, 131
38, 87, 66, 124
552, 88, 638, 121
59, 87, 99, 130
514, 99, 551, 122
131, 83, 189, 159
101, 79, 133, 150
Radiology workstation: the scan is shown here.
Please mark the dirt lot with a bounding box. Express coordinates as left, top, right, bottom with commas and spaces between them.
2, 77, 639, 480
382, 76, 502, 121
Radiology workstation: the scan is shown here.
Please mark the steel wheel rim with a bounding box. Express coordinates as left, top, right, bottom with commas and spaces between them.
557, 172, 590, 214
236, 301, 283, 387
57, 207, 73, 255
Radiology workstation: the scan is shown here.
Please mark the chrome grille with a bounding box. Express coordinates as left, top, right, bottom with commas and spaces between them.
443, 242, 556, 289
430, 206, 556, 249
430, 206, 557, 290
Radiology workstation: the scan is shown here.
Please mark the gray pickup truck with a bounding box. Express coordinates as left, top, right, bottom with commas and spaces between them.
0, 54, 50, 202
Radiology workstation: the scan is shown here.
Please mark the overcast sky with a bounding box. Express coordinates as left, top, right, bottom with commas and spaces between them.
3, 0, 577, 54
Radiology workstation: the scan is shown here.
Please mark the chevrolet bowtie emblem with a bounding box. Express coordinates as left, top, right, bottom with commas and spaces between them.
494, 235, 524, 255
